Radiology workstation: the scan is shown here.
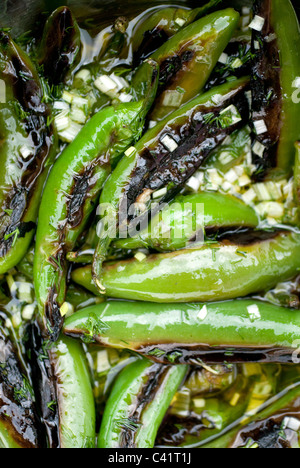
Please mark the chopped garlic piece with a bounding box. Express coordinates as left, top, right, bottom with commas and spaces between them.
247, 304, 261, 320
134, 252, 147, 262
197, 305, 208, 321
161, 134, 178, 152
94, 75, 118, 94
249, 15, 265, 32
218, 52, 228, 64
152, 187, 167, 199
186, 176, 200, 192
254, 119, 268, 135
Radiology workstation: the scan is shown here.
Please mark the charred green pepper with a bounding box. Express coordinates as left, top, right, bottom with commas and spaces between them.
0, 31, 57, 275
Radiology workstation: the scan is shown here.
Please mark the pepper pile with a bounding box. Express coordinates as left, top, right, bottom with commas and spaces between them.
1, 0, 300, 449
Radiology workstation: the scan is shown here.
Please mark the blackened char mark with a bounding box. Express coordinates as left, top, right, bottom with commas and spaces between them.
44, 280, 65, 343
0, 317, 44, 448
67, 158, 110, 230
0, 33, 54, 255
214, 227, 285, 246
0, 32, 46, 115
158, 49, 195, 95
28, 322, 60, 448
251, 0, 282, 180
230, 410, 300, 448
119, 364, 171, 448
136, 343, 295, 365
133, 27, 170, 67
39, 7, 80, 85
123, 83, 249, 227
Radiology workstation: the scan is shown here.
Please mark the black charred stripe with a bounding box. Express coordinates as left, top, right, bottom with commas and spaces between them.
118, 364, 170, 447
133, 27, 170, 67
123, 83, 249, 225
251, 0, 282, 179
28, 323, 60, 448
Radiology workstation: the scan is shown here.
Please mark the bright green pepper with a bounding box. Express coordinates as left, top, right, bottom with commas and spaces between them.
113, 191, 259, 251
86, 230, 300, 303
64, 298, 300, 365
0, 31, 57, 275
98, 358, 187, 448
33, 59, 159, 341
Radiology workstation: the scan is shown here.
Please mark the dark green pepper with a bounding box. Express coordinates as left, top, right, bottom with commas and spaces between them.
132, 0, 222, 66
38, 6, 81, 86
0, 314, 43, 448
0, 32, 57, 275
147, 8, 240, 122
250, 0, 300, 179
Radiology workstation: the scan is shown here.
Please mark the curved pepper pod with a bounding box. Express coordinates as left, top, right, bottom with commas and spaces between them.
49, 336, 96, 448
250, 0, 300, 179
132, 0, 222, 65
33, 60, 159, 341
146, 8, 240, 122
92, 77, 250, 290
98, 358, 187, 448
113, 192, 259, 251
86, 230, 300, 302
29, 325, 95, 448
0, 32, 56, 275
38, 6, 81, 85
64, 298, 300, 365
0, 315, 42, 448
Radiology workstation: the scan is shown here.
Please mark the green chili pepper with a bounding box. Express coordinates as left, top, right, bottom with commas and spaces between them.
146, 8, 240, 122
49, 336, 96, 448
132, 0, 222, 65
64, 298, 300, 365
0, 32, 57, 275
33, 59, 159, 341
113, 191, 259, 251
250, 0, 300, 179
91, 229, 300, 303
38, 6, 81, 86
98, 358, 187, 448
92, 77, 250, 292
